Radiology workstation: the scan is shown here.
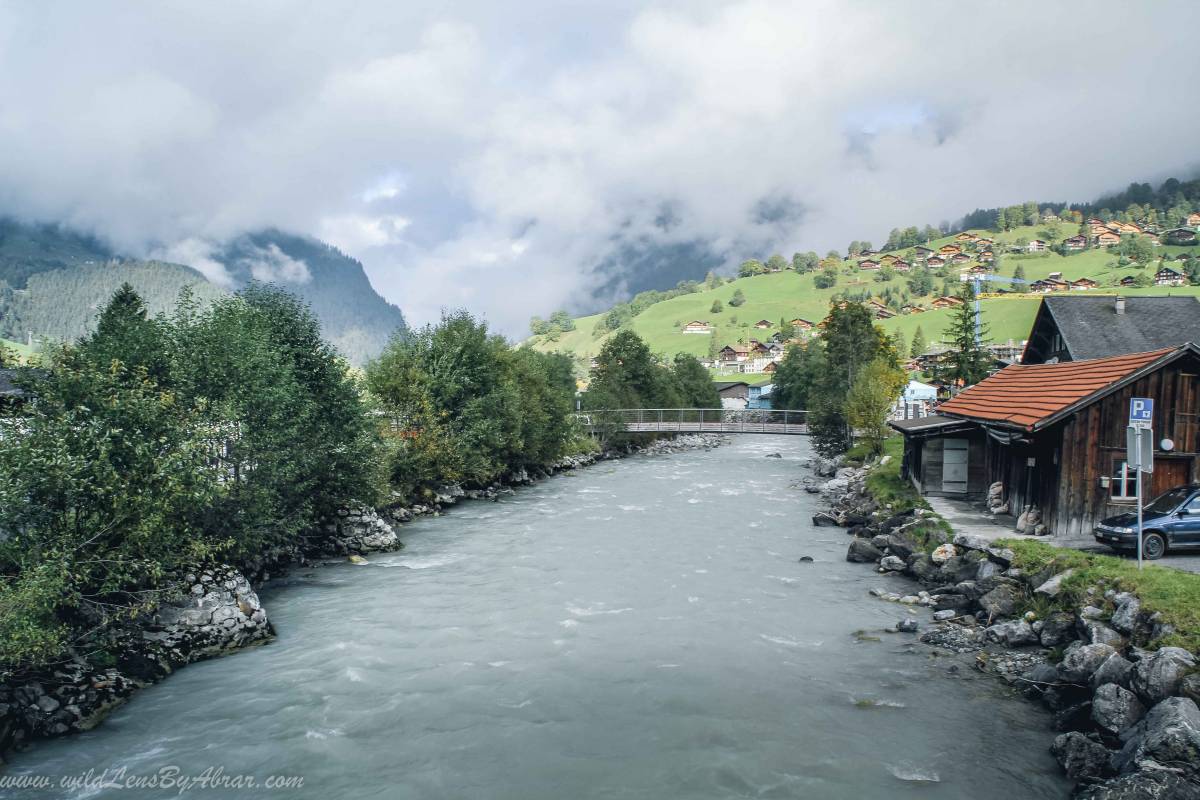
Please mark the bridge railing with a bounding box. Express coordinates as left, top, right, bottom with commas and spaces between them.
575, 408, 809, 434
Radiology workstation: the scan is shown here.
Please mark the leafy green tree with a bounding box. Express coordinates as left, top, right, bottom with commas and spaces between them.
671, 353, 720, 408
711, 299, 724, 314
705, 270, 722, 289
81, 282, 171, 381
729, 288, 746, 307
772, 341, 826, 410
1012, 264, 1026, 283
813, 268, 837, 289
738, 259, 766, 277
792, 252, 819, 273
845, 357, 907, 457
548, 310, 576, 332
906, 268, 934, 296
765, 254, 788, 272
530, 316, 550, 336
585, 330, 680, 412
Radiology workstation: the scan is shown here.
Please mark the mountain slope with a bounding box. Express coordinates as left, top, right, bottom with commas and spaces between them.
531, 221, 1200, 365
0, 220, 406, 364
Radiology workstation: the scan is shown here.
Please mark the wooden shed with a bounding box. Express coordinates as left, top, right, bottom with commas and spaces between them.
894, 345, 1200, 541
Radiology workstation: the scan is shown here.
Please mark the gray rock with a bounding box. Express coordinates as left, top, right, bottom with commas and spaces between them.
932, 609, 957, 621
975, 560, 1000, 581
871, 534, 890, 550
986, 620, 1038, 647
1024, 663, 1061, 686
895, 619, 919, 633
952, 532, 991, 552
1111, 595, 1142, 636
1131, 647, 1197, 705
907, 554, 937, 582
1113, 697, 1200, 778
1181, 674, 1200, 705
35, 695, 60, 714
1080, 620, 1126, 648
879, 555, 906, 572
1041, 611, 1079, 647
979, 584, 1020, 618
846, 538, 884, 563
1093, 683, 1146, 737
1051, 731, 1112, 783
1060, 642, 1119, 684
1092, 654, 1136, 691
884, 535, 917, 560
1076, 772, 1200, 800
933, 593, 971, 612
1035, 569, 1076, 599
985, 547, 1015, 568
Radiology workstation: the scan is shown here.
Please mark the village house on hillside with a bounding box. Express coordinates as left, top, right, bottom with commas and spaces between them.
1186, 212, 1200, 227
1026, 239, 1047, 252
1165, 228, 1198, 245
891, 345, 1200, 541
1155, 266, 1187, 286
913, 246, 933, 260
682, 320, 712, 334
939, 244, 962, 256
1022, 295, 1200, 364
1094, 230, 1121, 247
1063, 234, 1088, 250
858, 258, 880, 270
931, 295, 963, 309
926, 255, 947, 268
790, 317, 815, 330
754, 319, 773, 329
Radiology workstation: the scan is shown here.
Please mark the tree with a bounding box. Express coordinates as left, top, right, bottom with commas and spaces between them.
765, 254, 788, 272
845, 357, 907, 457
711, 299, 724, 314
792, 251, 818, 273
738, 259, 766, 277
906, 268, 934, 296
729, 288, 746, 307
889, 330, 907, 358
705, 270, 722, 289
813, 268, 837, 289
529, 316, 550, 336
940, 282, 991, 387
548, 310, 576, 332
910, 325, 927, 358
1012, 264, 1026, 282
585, 330, 679, 412
771, 340, 826, 410
672, 353, 720, 408
1120, 234, 1154, 264
995, 207, 1007, 231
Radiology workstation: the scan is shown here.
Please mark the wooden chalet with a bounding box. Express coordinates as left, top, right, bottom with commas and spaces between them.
859, 258, 881, 270
754, 319, 773, 329
931, 295, 964, 309
955, 232, 978, 242
1030, 278, 1070, 294
1165, 228, 1199, 245
790, 318, 815, 330
913, 246, 934, 259
939, 244, 962, 256
1022, 295, 1200, 365
926, 255, 947, 268
1063, 234, 1088, 250
1186, 212, 1200, 227
978, 250, 995, 263
682, 320, 712, 333
1070, 278, 1099, 290
951, 252, 971, 264
892, 259, 912, 272
1094, 230, 1121, 247
880, 254, 898, 265
859, 248, 879, 258
1119, 276, 1139, 287
762, 361, 778, 374
719, 345, 751, 363
867, 300, 896, 320
892, 345, 1200, 540
1026, 239, 1047, 252
901, 303, 926, 314
1155, 266, 1187, 286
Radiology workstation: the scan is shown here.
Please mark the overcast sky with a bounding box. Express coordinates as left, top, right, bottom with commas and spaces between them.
2, 1, 1198, 335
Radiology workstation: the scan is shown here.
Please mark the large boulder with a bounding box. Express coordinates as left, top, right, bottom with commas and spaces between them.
1059, 642, 1119, 684
952, 532, 991, 552
1131, 647, 1197, 705
907, 554, 938, 582
1040, 612, 1078, 648
883, 535, 917, 561
933, 593, 972, 612
142, 567, 272, 663
1110, 594, 1143, 636
879, 555, 906, 572
1092, 654, 1136, 691
986, 620, 1038, 647
1092, 683, 1146, 737
1051, 731, 1111, 783
931, 543, 957, 564
979, 584, 1021, 619
1076, 771, 1200, 800
846, 538, 884, 563
1112, 697, 1200, 778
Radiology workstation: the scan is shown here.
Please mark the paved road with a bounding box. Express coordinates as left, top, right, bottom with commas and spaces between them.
925, 495, 1200, 575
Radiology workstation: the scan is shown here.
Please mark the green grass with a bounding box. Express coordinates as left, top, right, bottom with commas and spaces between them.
1001, 538, 1200, 652
1, 337, 34, 363
532, 221, 1200, 367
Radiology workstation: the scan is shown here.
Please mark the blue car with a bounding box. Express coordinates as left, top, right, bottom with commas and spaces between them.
1094, 485, 1200, 559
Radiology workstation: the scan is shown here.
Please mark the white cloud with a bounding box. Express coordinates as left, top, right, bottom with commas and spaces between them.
149, 238, 232, 288
0, 1, 1198, 336
241, 244, 312, 285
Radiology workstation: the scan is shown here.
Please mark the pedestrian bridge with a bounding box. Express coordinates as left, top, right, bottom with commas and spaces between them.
577, 409, 809, 435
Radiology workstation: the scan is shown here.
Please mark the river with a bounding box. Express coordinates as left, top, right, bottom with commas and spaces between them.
6, 436, 1068, 799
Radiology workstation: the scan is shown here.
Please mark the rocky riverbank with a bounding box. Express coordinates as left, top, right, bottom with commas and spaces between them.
812, 457, 1200, 799
0, 432, 725, 762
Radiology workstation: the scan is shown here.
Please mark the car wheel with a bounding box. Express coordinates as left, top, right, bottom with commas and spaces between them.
1141, 532, 1167, 560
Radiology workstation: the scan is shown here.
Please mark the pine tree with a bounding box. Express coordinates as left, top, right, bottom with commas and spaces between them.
942, 282, 991, 387
910, 325, 926, 358
1013, 264, 1026, 283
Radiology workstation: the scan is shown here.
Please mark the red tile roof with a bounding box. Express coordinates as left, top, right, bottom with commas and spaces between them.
936, 347, 1175, 430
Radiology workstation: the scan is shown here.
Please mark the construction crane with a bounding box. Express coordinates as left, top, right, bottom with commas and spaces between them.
968, 272, 1027, 346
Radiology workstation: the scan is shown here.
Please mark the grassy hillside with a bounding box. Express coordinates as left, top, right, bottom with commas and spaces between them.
0, 336, 33, 363
532, 221, 1200, 364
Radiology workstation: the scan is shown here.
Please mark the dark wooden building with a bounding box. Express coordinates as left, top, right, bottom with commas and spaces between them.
892, 345, 1200, 541
1022, 295, 1200, 365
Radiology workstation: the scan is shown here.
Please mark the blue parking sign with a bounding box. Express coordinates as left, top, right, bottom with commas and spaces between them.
1129, 397, 1154, 425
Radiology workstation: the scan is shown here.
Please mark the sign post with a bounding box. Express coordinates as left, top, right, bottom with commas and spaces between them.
1128, 398, 1155, 570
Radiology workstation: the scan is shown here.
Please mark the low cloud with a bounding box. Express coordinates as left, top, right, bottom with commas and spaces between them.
1, 1, 1198, 336
240, 244, 312, 285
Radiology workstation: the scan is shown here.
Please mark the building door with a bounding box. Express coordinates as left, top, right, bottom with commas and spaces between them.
942, 439, 969, 494
1150, 458, 1191, 499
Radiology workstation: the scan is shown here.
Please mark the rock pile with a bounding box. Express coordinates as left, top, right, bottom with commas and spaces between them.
816, 460, 1200, 798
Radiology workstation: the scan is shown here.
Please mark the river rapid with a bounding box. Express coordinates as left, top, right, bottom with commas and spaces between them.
7, 436, 1068, 799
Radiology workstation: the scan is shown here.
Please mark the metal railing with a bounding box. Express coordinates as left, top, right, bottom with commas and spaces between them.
576, 408, 809, 435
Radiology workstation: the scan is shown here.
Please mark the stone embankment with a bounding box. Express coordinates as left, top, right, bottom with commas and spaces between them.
812, 457, 1200, 799
0, 432, 724, 760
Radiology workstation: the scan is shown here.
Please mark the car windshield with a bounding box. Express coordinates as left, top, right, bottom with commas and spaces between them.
1144, 487, 1193, 515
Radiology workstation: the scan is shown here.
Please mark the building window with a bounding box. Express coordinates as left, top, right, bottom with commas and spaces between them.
1111, 460, 1138, 501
